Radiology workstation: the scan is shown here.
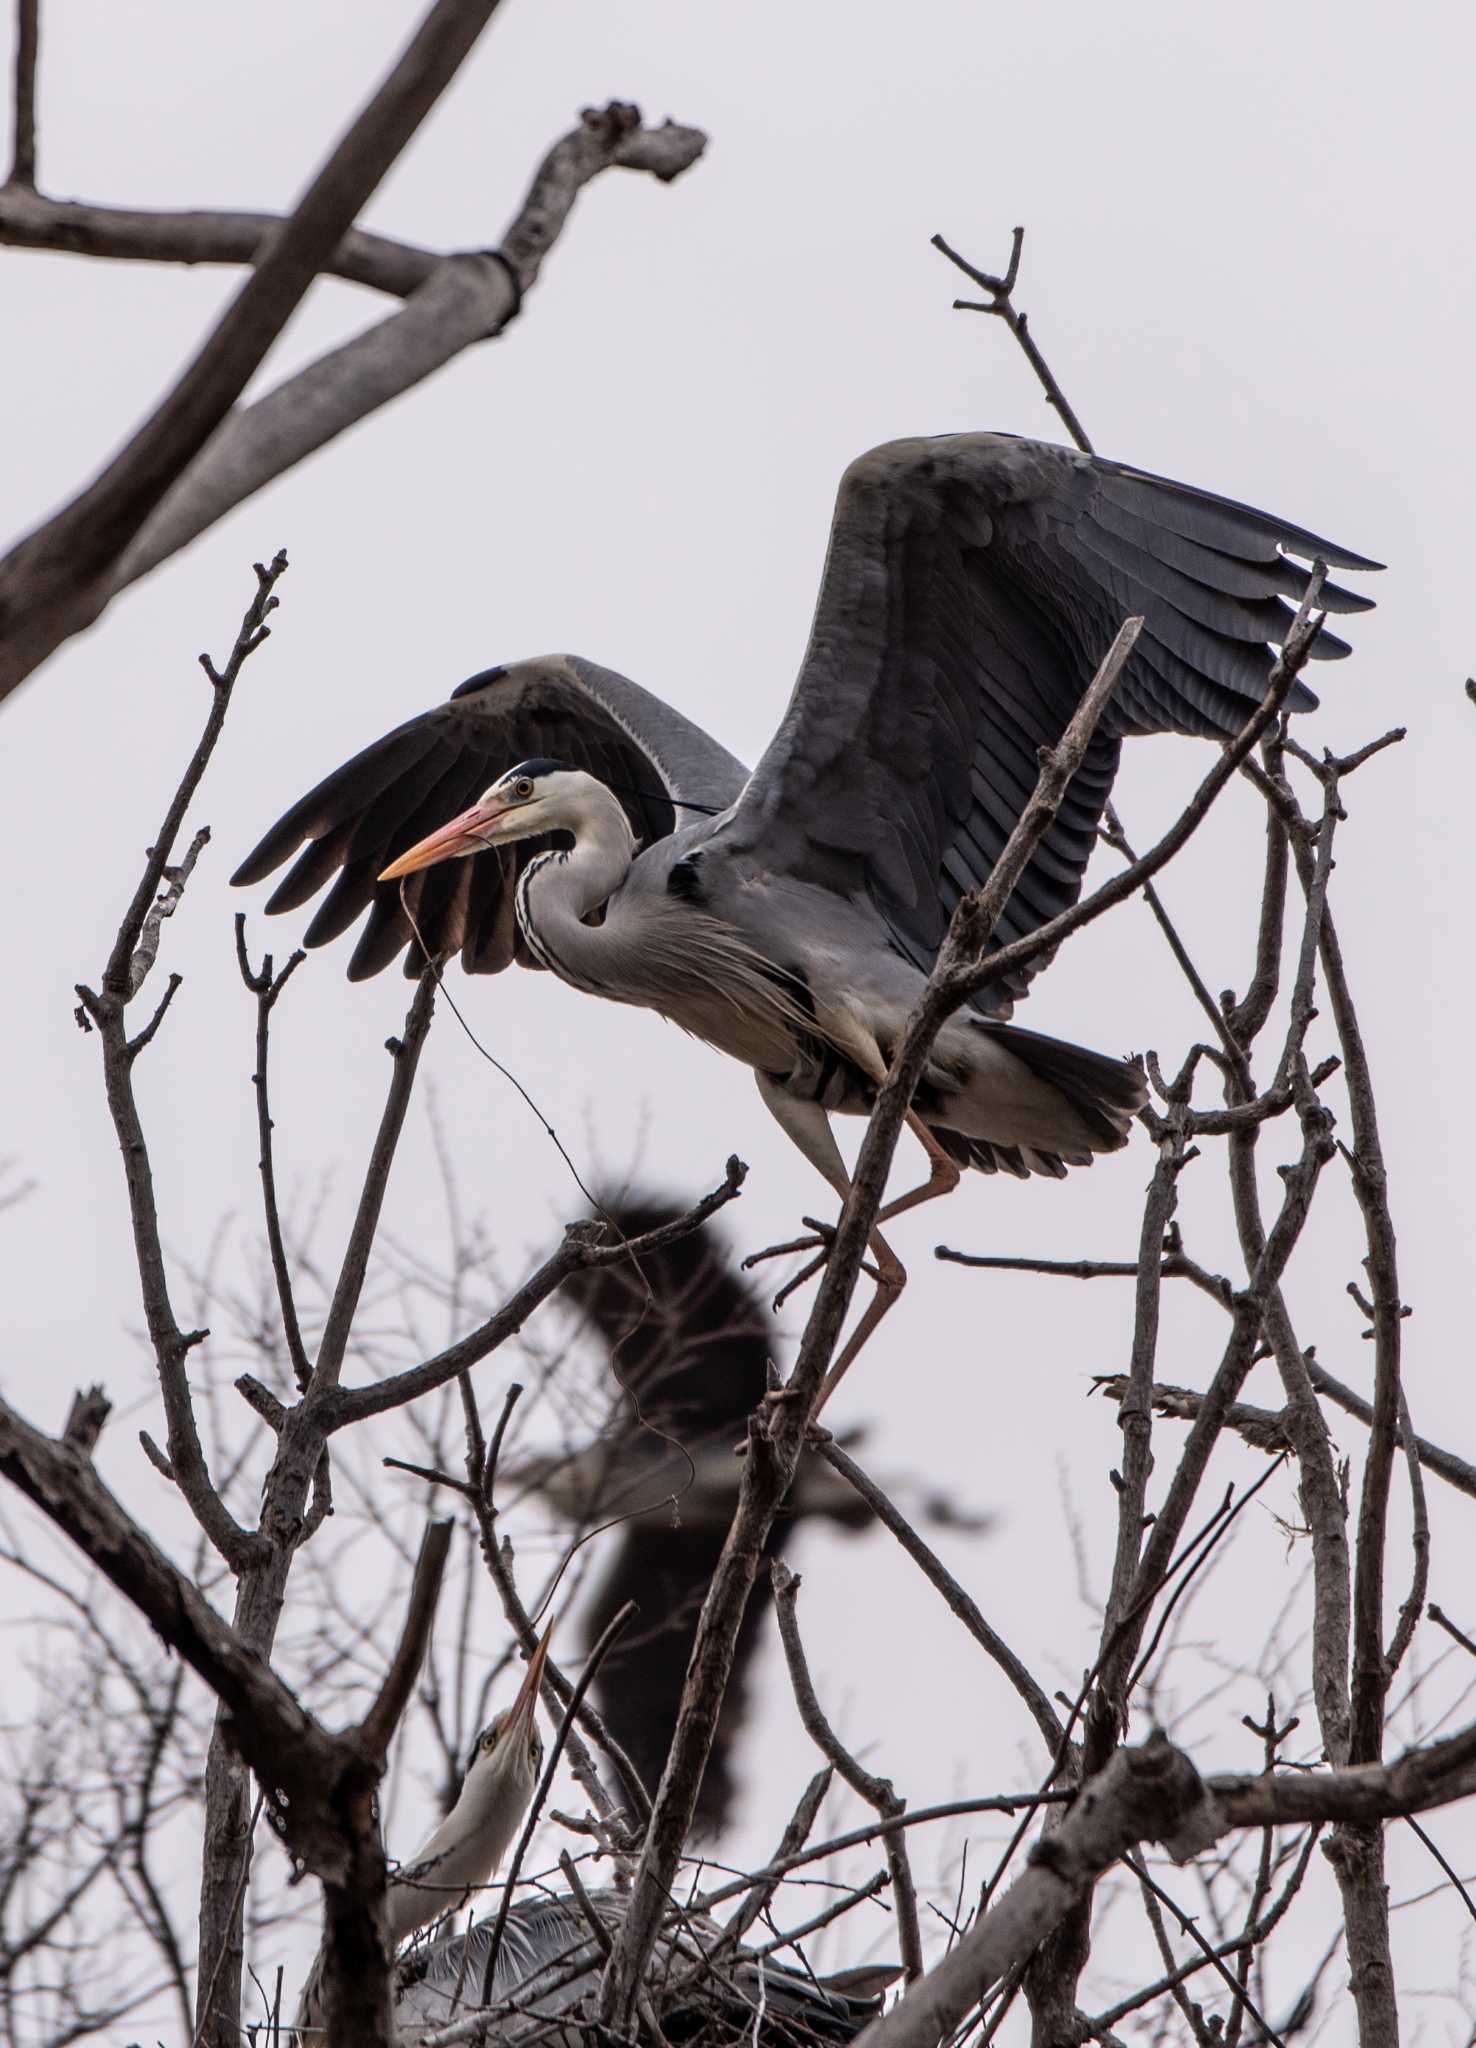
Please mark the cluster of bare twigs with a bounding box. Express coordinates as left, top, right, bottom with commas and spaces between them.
1, 6, 1470, 2036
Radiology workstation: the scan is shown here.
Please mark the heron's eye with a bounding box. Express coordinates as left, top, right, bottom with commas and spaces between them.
513, 777, 535, 801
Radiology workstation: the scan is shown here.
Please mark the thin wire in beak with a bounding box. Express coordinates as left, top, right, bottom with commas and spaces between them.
378, 798, 507, 881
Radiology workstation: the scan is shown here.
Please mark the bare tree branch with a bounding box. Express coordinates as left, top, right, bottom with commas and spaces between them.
0, 185, 440, 294
356, 1519, 453, 1761
818, 1439, 1063, 1757
8, 0, 37, 188
771, 1563, 923, 1982
110, 104, 704, 602
855, 1736, 1220, 2048
0, 0, 509, 699
932, 229, 1095, 454
72, 553, 287, 1573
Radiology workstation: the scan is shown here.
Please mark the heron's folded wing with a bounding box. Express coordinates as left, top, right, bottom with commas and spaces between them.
724, 432, 1380, 1004
232, 654, 747, 980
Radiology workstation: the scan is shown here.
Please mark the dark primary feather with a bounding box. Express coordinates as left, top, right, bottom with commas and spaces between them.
556, 1203, 867, 1836
231, 655, 746, 980
729, 432, 1379, 1010
233, 436, 1377, 1015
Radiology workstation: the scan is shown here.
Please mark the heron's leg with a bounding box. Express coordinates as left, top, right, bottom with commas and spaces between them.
742, 1080, 882, 1296
875, 1112, 962, 1223
745, 1075, 907, 1413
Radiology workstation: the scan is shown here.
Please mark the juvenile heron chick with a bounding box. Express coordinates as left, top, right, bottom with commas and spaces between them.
390, 1624, 551, 1942
294, 1625, 551, 2039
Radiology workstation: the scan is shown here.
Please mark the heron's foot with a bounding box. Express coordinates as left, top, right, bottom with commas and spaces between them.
746, 1219, 884, 1314
742, 1216, 835, 1270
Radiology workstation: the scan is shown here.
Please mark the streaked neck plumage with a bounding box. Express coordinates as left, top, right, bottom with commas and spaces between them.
387, 1747, 535, 1945
514, 780, 638, 993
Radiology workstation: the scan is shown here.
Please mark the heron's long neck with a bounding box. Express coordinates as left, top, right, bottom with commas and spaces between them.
516, 795, 636, 992
387, 1761, 526, 1945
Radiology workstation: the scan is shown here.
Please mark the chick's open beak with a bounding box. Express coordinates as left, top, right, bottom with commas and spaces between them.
379, 795, 511, 881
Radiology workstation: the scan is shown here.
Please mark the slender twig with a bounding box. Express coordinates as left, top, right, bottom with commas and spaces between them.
1087, 1825, 1320, 2036
1384, 1390, 1429, 1681
1098, 1126, 1190, 1719
1429, 1606, 1476, 1662
817, 1440, 1063, 1756
460, 1380, 653, 1830
1123, 1853, 1286, 2048
478, 1602, 636, 2004
937, 1243, 1236, 1311
234, 920, 310, 1389
932, 229, 1095, 453
71, 554, 288, 1572
331, 1160, 745, 1425
771, 1563, 923, 1982
721, 1767, 833, 1951
357, 1519, 453, 1760
312, 972, 437, 1390
1402, 1814, 1476, 1928
9, 0, 37, 187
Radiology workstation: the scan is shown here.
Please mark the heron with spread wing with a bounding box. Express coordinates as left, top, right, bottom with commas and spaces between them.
237, 433, 1378, 1398
295, 1625, 552, 2040
535, 1199, 875, 1834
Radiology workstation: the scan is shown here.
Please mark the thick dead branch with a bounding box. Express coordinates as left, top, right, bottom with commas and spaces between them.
0, 102, 705, 700
854, 1736, 1219, 2048
0, 0, 507, 698
0, 185, 441, 294
111, 104, 703, 603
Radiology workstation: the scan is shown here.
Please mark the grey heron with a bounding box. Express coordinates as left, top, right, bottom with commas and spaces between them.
295, 1619, 893, 2044
393, 1889, 895, 2044
235, 432, 1378, 1396
527, 1197, 875, 1833
295, 1626, 551, 2039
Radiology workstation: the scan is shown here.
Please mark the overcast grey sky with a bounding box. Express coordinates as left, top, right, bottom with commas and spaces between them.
4, 1, 1474, 2036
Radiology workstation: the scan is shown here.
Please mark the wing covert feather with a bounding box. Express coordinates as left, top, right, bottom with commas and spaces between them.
233, 654, 747, 980
727, 431, 1379, 1002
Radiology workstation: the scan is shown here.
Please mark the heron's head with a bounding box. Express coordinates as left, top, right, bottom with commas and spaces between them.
467, 1622, 552, 1801
379, 760, 613, 880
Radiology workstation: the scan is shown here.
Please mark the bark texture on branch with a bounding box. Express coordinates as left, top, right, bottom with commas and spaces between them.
0, 93, 704, 701
854, 1737, 1220, 2048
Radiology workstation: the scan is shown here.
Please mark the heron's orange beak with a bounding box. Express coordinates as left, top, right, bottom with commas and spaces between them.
507, 1619, 554, 1738
378, 796, 512, 881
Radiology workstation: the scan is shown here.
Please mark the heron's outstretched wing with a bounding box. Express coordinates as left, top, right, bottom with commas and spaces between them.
231, 655, 747, 980
725, 433, 1381, 1004
556, 1202, 866, 1835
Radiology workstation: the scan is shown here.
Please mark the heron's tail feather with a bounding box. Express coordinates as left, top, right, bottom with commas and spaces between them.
928, 1022, 1145, 1179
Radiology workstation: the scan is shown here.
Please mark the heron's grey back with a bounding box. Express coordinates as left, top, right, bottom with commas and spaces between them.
394, 1891, 890, 2044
